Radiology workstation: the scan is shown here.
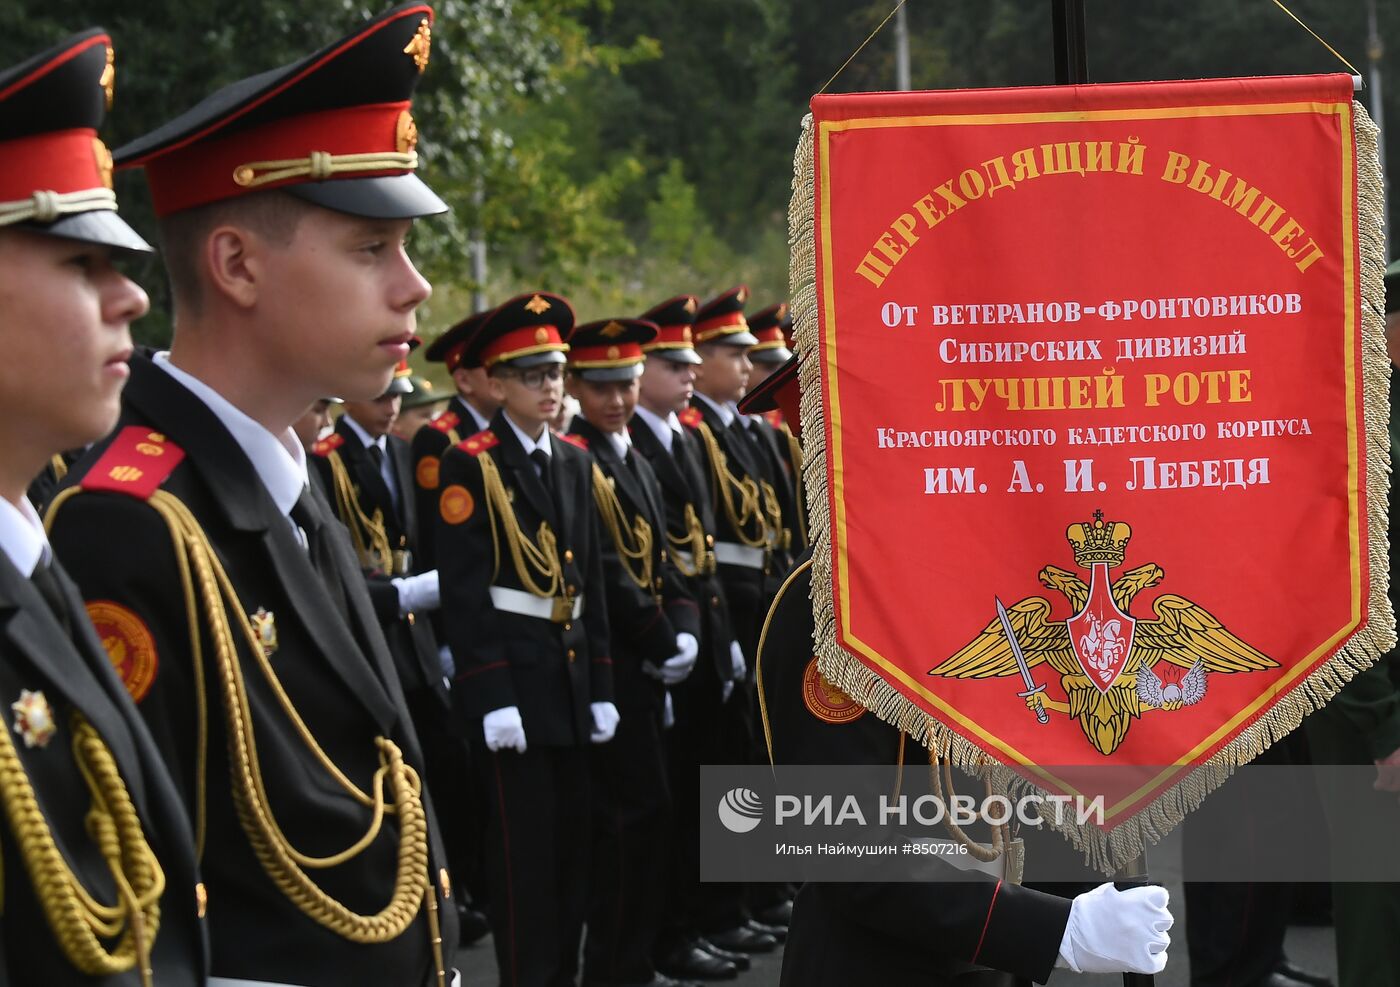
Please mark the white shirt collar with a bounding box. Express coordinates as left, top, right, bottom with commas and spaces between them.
463, 400, 491, 433
0, 496, 49, 578
154, 352, 309, 518
633, 404, 680, 453
503, 412, 551, 457
605, 426, 631, 460
693, 391, 735, 427
340, 413, 386, 453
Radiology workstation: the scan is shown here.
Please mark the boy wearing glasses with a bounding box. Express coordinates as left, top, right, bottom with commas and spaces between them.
435, 292, 617, 987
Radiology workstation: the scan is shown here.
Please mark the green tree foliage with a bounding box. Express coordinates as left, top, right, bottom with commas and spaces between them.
3, 0, 1399, 353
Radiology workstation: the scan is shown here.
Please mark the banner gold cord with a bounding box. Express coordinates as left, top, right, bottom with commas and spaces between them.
818, 0, 910, 95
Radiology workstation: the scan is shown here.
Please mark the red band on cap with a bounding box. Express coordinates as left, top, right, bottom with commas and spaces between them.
644, 324, 696, 350
480, 325, 566, 367
749, 326, 787, 349
0, 128, 108, 202
695, 311, 745, 333
143, 101, 412, 216
569, 341, 644, 366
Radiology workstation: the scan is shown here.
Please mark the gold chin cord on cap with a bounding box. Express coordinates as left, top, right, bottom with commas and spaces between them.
232, 150, 418, 189
0, 188, 117, 226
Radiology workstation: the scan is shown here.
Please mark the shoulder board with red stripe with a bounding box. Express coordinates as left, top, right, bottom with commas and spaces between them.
429, 411, 461, 434
456, 430, 499, 456
80, 426, 186, 501
311, 433, 346, 457
560, 433, 589, 451
678, 407, 703, 429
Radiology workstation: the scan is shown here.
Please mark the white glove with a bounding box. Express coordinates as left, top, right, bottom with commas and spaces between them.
1056, 882, 1172, 975
437, 644, 455, 679
659, 633, 699, 684
482, 706, 527, 753
729, 640, 747, 681
392, 569, 440, 615
663, 691, 675, 729
590, 701, 620, 743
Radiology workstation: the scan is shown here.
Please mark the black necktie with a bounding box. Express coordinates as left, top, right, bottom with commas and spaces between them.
530, 449, 553, 492
291, 488, 349, 620
367, 442, 399, 513
31, 560, 72, 635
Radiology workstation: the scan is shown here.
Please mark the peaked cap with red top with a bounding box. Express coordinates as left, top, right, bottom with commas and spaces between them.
463, 292, 576, 370
425, 304, 497, 372
694, 285, 759, 347
637, 295, 703, 365
115, 3, 447, 220
747, 301, 794, 365
568, 318, 659, 382
0, 28, 149, 251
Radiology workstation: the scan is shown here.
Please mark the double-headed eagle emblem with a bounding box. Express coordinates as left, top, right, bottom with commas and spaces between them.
928, 511, 1278, 755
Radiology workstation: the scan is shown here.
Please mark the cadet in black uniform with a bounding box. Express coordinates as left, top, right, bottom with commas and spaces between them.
746, 357, 1175, 986
412, 305, 499, 573
683, 286, 789, 951
46, 7, 460, 985
742, 302, 806, 554
565, 318, 704, 987
629, 296, 753, 978
435, 292, 617, 987
0, 29, 208, 986
310, 354, 446, 723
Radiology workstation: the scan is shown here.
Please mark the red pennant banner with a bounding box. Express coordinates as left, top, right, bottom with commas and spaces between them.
793, 74, 1393, 862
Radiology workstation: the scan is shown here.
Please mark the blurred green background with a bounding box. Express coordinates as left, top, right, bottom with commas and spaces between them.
4, 0, 1397, 386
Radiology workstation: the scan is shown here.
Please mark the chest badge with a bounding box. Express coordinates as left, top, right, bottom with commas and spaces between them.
11, 689, 57, 748
249, 608, 278, 657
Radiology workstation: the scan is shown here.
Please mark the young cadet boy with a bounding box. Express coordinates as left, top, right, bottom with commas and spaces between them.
435, 292, 617, 987
746, 357, 1174, 986
629, 296, 753, 979
742, 302, 806, 555
564, 318, 702, 987
682, 285, 790, 953
311, 351, 445, 719
46, 7, 461, 986
412, 304, 498, 572
0, 30, 208, 986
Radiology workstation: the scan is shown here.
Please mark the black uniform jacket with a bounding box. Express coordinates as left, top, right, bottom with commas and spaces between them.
627, 415, 734, 686
685, 397, 769, 653
568, 417, 700, 715
746, 414, 805, 559
436, 410, 612, 747
0, 551, 207, 986
48, 354, 456, 986
310, 419, 447, 709
758, 551, 1071, 986
408, 396, 487, 573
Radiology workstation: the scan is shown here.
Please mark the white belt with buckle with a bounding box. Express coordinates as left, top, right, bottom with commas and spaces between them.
672, 549, 695, 568
489, 585, 584, 622
713, 542, 764, 569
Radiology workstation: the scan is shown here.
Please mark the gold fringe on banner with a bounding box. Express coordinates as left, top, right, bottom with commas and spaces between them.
786, 103, 1396, 873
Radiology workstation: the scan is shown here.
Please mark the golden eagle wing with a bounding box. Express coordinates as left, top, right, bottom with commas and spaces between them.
929, 597, 1074, 679
1132, 594, 1279, 673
